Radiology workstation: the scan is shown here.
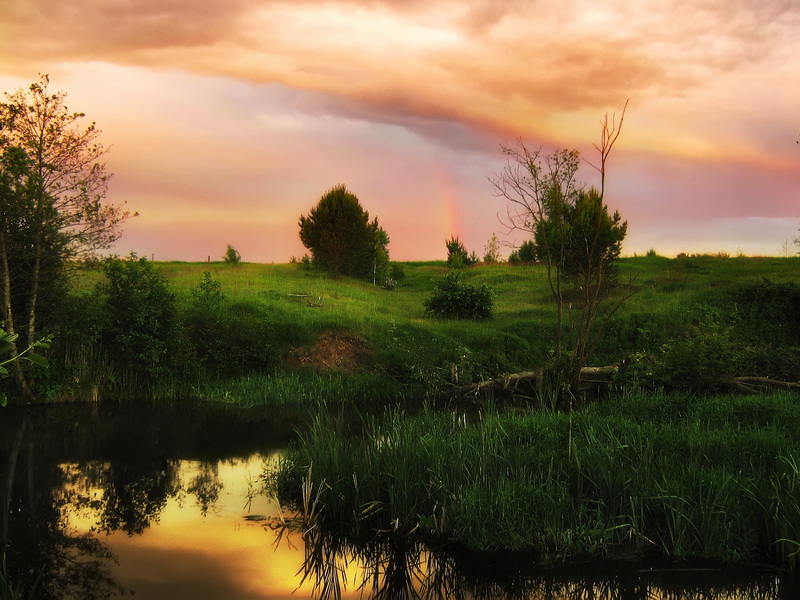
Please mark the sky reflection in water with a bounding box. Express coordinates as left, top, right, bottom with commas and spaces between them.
61, 454, 794, 600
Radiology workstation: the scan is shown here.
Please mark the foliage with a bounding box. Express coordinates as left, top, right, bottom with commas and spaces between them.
423, 270, 493, 320
271, 392, 800, 567
483, 233, 502, 263
445, 236, 478, 269
537, 187, 627, 289
491, 108, 631, 392
508, 240, 537, 264
184, 300, 278, 377
31, 256, 800, 403
96, 254, 176, 382
0, 326, 51, 406
0, 75, 132, 398
298, 184, 390, 281
222, 244, 241, 264
190, 271, 225, 309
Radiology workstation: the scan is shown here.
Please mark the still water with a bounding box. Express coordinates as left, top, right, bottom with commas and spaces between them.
2, 402, 798, 599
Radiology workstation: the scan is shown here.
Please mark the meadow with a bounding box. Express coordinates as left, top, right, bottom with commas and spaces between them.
51, 253, 800, 405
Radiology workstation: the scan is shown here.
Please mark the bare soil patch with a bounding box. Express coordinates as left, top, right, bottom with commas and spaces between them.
287, 332, 373, 373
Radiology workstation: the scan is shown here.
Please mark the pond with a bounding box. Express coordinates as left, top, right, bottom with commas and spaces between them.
2, 401, 798, 599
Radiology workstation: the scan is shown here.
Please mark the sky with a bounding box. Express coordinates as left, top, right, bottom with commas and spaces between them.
1, 0, 798, 262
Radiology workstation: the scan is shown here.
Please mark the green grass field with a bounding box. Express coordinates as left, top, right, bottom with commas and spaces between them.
50, 254, 799, 404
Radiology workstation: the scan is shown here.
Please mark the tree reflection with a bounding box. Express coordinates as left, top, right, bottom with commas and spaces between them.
1, 408, 230, 599
288, 525, 794, 600
1, 414, 126, 600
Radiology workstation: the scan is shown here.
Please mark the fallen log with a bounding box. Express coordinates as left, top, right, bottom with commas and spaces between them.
455, 365, 620, 398
726, 377, 800, 394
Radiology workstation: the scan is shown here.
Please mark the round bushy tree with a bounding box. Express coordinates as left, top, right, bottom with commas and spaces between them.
299, 185, 389, 280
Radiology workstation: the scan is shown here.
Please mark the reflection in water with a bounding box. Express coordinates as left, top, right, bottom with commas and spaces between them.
2, 414, 126, 600
287, 521, 798, 600
1, 401, 299, 599
3, 403, 799, 599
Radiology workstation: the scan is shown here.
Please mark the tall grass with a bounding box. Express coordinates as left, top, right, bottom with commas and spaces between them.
268, 390, 800, 568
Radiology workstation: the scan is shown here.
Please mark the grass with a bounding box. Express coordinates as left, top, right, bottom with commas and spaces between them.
43, 255, 800, 405
267, 390, 800, 568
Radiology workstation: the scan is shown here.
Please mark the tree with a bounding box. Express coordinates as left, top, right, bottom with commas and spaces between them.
222, 244, 241, 264
508, 240, 537, 264
445, 236, 477, 268
490, 103, 633, 393
483, 233, 502, 263
0, 75, 132, 398
299, 184, 389, 280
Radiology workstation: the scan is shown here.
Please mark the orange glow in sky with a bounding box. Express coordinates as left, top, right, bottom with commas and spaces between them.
1, 0, 798, 260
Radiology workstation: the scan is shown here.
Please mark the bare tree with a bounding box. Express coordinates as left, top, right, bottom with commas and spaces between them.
0, 75, 133, 397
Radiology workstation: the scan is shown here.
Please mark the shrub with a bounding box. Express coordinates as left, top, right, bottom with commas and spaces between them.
446, 236, 478, 268
185, 301, 278, 376
508, 240, 537, 264
191, 271, 225, 308
97, 254, 177, 381
424, 271, 493, 319
223, 244, 241, 264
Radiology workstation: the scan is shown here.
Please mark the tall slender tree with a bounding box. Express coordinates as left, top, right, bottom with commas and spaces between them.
0, 75, 132, 397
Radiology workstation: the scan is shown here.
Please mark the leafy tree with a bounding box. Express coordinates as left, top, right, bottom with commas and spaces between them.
299, 184, 389, 280
445, 236, 477, 268
0, 75, 132, 398
508, 240, 537, 264
491, 103, 633, 392
222, 244, 241, 264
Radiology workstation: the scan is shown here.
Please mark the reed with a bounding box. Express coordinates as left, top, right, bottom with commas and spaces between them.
269, 391, 800, 568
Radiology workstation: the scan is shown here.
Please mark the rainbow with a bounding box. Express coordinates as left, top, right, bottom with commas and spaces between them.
435, 165, 463, 243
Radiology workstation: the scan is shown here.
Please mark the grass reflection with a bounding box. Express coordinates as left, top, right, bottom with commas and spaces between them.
274, 520, 792, 600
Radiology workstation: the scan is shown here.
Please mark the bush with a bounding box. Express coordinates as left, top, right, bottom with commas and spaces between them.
508, 240, 537, 265
446, 236, 478, 268
424, 271, 493, 319
184, 301, 278, 376
97, 254, 177, 381
223, 244, 241, 264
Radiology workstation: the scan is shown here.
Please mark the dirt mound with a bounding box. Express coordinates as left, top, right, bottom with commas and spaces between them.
287, 332, 372, 373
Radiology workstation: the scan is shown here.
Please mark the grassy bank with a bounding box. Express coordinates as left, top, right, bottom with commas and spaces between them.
20, 255, 800, 404
268, 390, 800, 568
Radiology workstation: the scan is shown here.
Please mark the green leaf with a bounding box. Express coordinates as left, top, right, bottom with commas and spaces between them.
0, 392, 6, 408
0, 332, 18, 344
24, 353, 50, 368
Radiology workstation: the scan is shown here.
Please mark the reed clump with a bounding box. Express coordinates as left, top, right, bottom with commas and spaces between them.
268, 390, 800, 569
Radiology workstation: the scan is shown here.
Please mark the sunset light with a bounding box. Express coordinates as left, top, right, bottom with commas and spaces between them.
1, 0, 798, 261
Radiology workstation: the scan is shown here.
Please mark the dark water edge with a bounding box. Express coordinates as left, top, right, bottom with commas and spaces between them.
2, 400, 799, 599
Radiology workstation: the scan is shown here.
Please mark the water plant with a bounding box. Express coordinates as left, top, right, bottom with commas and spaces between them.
268, 391, 800, 569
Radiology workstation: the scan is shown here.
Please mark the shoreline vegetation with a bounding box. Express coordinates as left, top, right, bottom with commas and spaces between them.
268, 390, 800, 569
7, 255, 800, 571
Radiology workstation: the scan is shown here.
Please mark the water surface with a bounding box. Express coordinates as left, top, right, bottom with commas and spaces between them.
2, 402, 797, 599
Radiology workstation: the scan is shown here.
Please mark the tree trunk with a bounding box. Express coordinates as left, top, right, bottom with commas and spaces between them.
0, 231, 33, 399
